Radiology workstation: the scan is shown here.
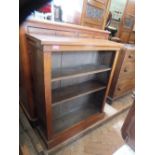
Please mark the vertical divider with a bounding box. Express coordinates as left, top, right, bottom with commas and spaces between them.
27, 42, 53, 141
60, 52, 63, 88
101, 49, 120, 112
43, 50, 53, 140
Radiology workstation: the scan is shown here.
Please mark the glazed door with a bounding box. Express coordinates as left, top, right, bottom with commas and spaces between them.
119, 0, 135, 43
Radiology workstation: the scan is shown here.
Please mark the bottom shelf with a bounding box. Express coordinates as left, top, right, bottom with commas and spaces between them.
53, 103, 100, 134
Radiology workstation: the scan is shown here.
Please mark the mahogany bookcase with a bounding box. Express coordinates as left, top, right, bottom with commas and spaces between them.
26, 33, 122, 148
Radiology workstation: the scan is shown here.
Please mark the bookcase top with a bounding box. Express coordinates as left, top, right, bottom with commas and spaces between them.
26, 33, 123, 50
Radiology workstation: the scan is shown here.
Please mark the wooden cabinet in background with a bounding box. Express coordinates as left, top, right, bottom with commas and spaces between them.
119, 0, 135, 43
81, 0, 111, 29
122, 101, 135, 151
108, 44, 135, 103
128, 30, 135, 44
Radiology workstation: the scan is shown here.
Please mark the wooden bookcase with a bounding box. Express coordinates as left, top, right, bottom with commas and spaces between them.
19, 19, 110, 123
26, 33, 122, 148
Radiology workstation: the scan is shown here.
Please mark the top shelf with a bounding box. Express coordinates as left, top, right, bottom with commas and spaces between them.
52, 64, 111, 82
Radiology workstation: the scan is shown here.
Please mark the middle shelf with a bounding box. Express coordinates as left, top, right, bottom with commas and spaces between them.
52, 80, 106, 106
52, 64, 111, 82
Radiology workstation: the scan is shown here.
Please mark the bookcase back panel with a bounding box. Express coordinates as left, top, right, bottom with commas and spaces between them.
52, 51, 114, 69
52, 91, 104, 133
52, 71, 110, 90
52, 74, 95, 89
53, 93, 95, 119
95, 71, 111, 85
50, 50, 115, 135
51, 51, 114, 90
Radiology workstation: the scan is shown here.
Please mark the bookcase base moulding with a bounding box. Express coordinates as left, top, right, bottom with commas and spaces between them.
26, 33, 123, 149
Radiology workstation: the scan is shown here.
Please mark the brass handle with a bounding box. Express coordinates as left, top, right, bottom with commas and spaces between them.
124, 68, 128, 72
128, 55, 133, 59
117, 87, 121, 91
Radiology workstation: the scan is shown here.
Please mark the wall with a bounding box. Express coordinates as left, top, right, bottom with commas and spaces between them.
54, 0, 83, 24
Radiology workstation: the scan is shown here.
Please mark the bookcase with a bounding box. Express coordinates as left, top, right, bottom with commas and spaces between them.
26, 33, 122, 148
19, 19, 110, 123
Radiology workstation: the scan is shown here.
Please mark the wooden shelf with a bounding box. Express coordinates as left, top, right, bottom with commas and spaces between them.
53, 103, 100, 134
52, 80, 106, 106
52, 64, 111, 82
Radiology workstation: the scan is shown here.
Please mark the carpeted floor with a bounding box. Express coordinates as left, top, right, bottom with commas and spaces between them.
53, 111, 128, 155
